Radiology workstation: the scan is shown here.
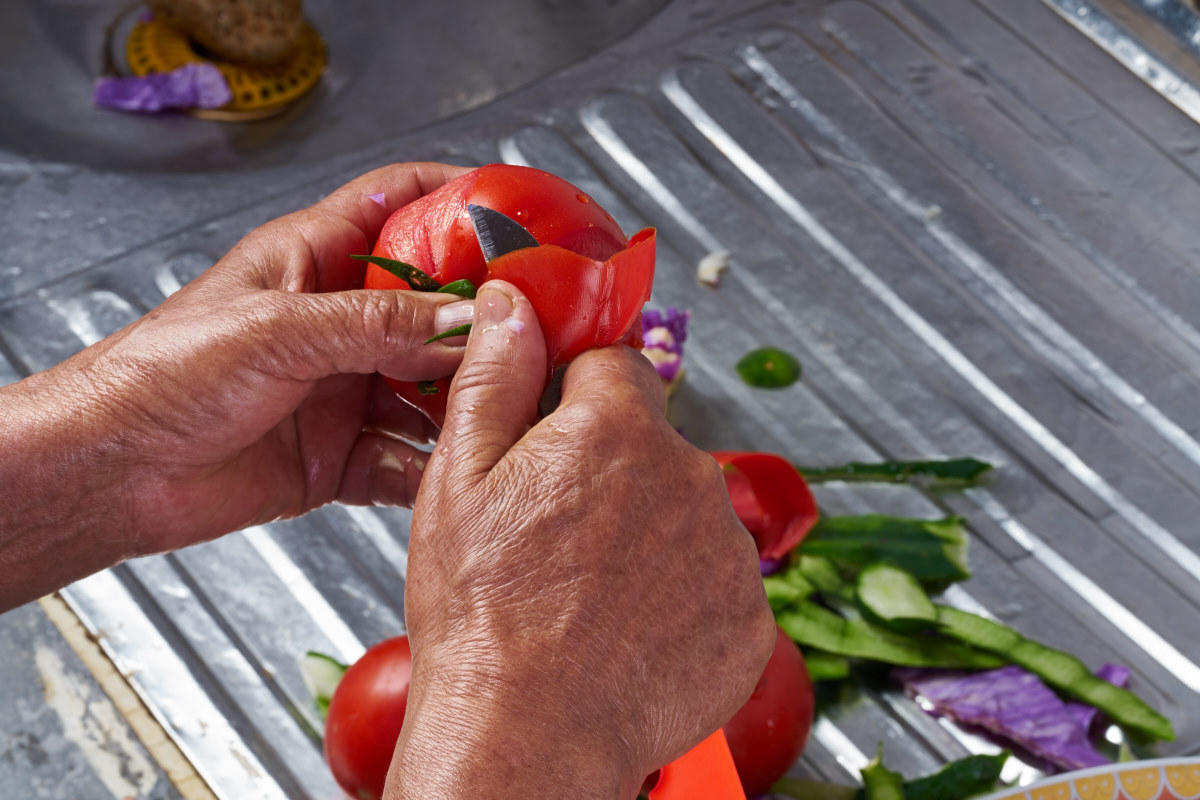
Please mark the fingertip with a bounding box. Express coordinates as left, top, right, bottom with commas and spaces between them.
430, 280, 547, 481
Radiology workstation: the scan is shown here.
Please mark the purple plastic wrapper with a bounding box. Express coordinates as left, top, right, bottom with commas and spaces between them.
94, 63, 232, 113
641, 307, 690, 382
896, 664, 1129, 772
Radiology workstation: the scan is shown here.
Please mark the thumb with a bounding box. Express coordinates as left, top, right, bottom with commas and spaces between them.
257, 289, 474, 382
430, 281, 547, 486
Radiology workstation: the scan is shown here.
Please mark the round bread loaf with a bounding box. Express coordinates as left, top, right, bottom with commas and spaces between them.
147, 0, 305, 65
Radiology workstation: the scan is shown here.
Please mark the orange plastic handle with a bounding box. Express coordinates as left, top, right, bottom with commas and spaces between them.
648, 729, 746, 800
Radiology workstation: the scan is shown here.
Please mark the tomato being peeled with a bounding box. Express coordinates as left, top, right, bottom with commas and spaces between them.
723, 625, 814, 797
323, 636, 412, 800
364, 164, 656, 426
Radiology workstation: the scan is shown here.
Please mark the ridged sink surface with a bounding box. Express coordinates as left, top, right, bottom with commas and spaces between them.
2, 1, 1200, 797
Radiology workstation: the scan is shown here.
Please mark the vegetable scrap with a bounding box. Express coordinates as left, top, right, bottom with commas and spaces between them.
93, 63, 232, 113
697, 249, 730, 287
737, 347, 801, 389
739, 446, 1172, 783
351, 254, 442, 292
896, 664, 1130, 772
715, 451, 819, 561
796, 457, 993, 487
641, 307, 690, 386
800, 514, 970, 584
770, 751, 1010, 800
425, 324, 472, 345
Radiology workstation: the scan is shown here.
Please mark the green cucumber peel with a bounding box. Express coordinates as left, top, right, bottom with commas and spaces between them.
771, 778, 858, 799
799, 515, 970, 586
934, 606, 1174, 741
898, 752, 1010, 800
861, 748, 904, 800
775, 600, 1003, 669
794, 555, 854, 601
763, 569, 815, 613
802, 648, 852, 682
772, 753, 1009, 800
797, 458, 992, 487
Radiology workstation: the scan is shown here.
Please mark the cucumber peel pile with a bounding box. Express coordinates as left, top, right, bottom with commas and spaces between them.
764, 457, 1174, 784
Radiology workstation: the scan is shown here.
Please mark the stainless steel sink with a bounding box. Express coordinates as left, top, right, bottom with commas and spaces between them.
3, 0, 1200, 798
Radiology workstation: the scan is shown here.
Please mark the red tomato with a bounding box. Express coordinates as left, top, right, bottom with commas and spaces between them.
712, 452, 819, 561
723, 626, 814, 797
367, 164, 630, 288
364, 164, 655, 426
323, 636, 412, 800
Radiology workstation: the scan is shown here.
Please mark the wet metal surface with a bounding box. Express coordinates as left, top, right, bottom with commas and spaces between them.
2, 0, 1200, 796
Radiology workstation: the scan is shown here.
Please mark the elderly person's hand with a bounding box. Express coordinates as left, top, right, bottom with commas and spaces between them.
0, 162, 472, 610
388, 281, 776, 799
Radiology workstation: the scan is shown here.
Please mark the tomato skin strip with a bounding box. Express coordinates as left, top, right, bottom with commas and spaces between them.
712, 451, 819, 561
485, 229, 656, 366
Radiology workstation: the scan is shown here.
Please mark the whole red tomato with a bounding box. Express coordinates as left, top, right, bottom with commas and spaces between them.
323, 636, 412, 800
364, 164, 656, 426
723, 625, 814, 797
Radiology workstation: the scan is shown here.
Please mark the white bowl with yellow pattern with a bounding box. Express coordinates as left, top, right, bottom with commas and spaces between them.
979, 758, 1200, 800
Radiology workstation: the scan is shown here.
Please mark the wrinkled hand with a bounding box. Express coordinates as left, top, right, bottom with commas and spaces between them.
0, 163, 472, 607
389, 282, 776, 799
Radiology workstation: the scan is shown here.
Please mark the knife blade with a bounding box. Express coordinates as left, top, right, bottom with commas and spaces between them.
468, 203, 539, 261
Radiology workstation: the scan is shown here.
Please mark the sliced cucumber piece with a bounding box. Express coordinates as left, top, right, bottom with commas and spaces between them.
300, 650, 348, 719
857, 563, 937, 631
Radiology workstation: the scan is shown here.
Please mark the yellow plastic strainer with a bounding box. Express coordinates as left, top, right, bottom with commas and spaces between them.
126, 18, 326, 120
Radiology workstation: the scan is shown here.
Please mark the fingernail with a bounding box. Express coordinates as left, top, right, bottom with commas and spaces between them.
477, 284, 515, 328
435, 300, 476, 333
